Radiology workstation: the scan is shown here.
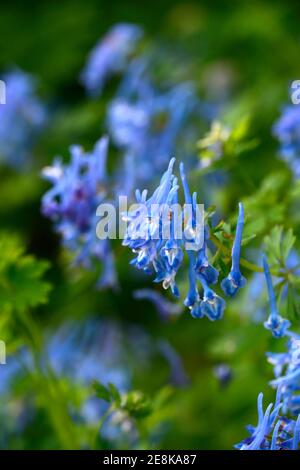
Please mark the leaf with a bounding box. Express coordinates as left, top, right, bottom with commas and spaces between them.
282, 228, 296, 261
264, 226, 296, 268
122, 391, 152, 419
92, 381, 111, 402
0, 233, 52, 313
286, 286, 300, 321
108, 382, 121, 406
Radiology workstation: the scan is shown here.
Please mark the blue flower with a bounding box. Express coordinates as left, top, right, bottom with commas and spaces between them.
133, 289, 182, 320
108, 59, 200, 196
124, 158, 245, 318
124, 158, 183, 297
81, 24, 143, 96
41, 136, 118, 289
199, 275, 226, 321
221, 202, 246, 297
235, 391, 300, 451
273, 105, 300, 178
213, 364, 233, 387
269, 334, 300, 416
262, 254, 290, 338
238, 393, 279, 450
0, 69, 46, 167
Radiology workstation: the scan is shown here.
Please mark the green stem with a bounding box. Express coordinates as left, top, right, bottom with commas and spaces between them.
209, 233, 282, 277
15, 309, 81, 449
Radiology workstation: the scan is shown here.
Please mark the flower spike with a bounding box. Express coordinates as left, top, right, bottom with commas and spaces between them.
262, 254, 290, 338
221, 202, 246, 297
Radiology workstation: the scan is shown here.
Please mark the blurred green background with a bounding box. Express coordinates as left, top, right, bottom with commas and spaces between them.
1, 0, 300, 450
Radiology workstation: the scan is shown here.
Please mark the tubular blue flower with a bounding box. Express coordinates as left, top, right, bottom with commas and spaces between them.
239, 393, 275, 450
273, 105, 300, 178
268, 334, 300, 416
81, 24, 143, 96
41, 136, 117, 289
194, 227, 219, 285
124, 158, 184, 297
238, 253, 300, 450
292, 414, 300, 450
199, 275, 225, 321
0, 69, 46, 167
221, 202, 246, 297
124, 158, 245, 318
235, 393, 300, 451
262, 254, 290, 338
270, 420, 281, 450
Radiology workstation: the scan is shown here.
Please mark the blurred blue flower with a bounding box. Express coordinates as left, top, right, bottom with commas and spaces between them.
213, 364, 233, 388
108, 59, 201, 196
133, 289, 182, 320
273, 105, 300, 178
46, 319, 130, 389
158, 340, 189, 387
81, 24, 143, 96
41, 136, 118, 289
0, 69, 46, 167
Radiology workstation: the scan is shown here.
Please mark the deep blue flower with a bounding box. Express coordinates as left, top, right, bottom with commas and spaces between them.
123, 158, 183, 297
238, 393, 278, 450
238, 395, 300, 450
236, 391, 300, 451
0, 69, 46, 167
262, 254, 290, 338
199, 275, 226, 321
81, 24, 143, 96
124, 158, 244, 318
41, 136, 118, 289
221, 202, 246, 297
268, 333, 300, 416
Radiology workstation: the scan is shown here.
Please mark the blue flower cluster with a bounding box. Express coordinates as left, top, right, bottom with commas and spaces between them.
273, 105, 300, 178
237, 255, 300, 450
81, 23, 143, 96
237, 392, 300, 450
268, 334, 300, 416
41, 136, 117, 289
123, 158, 246, 319
81, 24, 210, 198
44, 24, 212, 282
0, 69, 46, 167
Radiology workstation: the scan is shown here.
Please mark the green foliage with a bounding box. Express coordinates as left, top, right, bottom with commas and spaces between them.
0, 234, 51, 313
198, 117, 258, 170
264, 226, 296, 269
